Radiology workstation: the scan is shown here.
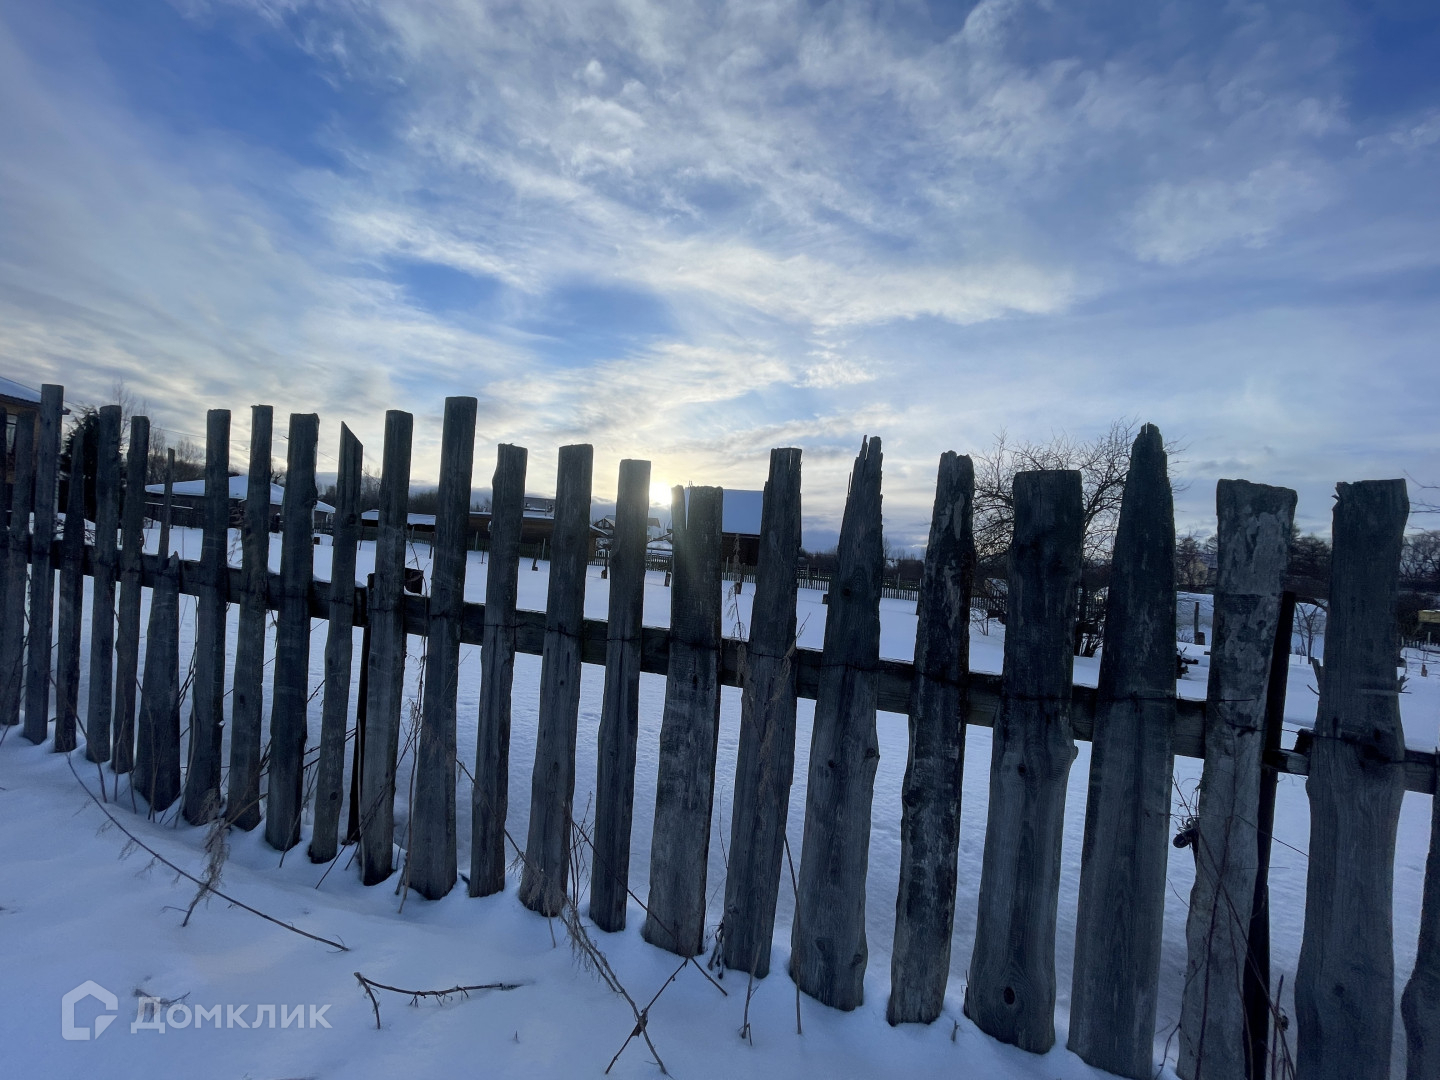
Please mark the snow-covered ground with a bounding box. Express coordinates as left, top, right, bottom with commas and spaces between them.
0, 526, 1435, 1078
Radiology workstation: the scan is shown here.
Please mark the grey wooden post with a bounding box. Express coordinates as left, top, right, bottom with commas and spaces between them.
1403, 762, 1440, 1080
310, 423, 362, 863
54, 428, 87, 754
0, 406, 10, 725
1295, 480, 1409, 1080
1245, 589, 1297, 1077
1177, 479, 1296, 1080
136, 462, 181, 813
0, 415, 34, 728
112, 414, 149, 770
227, 405, 272, 830
518, 444, 593, 916
1068, 425, 1175, 1076
266, 413, 319, 852
888, 450, 975, 1025
470, 442, 527, 897
792, 437, 885, 1011
965, 468, 1083, 1052
643, 485, 724, 957
720, 447, 802, 978
410, 397, 477, 899
591, 457, 652, 931
23, 383, 63, 744
358, 411, 413, 885
181, 408, 230, 825
84, 405, 122, 762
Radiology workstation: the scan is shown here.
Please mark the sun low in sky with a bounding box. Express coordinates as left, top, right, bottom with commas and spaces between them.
1, 0, 1437, 547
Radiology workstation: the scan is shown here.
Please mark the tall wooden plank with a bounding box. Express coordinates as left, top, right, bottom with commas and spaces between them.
0, 415, 34, 728
518, 444, 593, 916
0, 406, 10, 724
643, 485, 724, 957
1177, 479, 1296, 1080
227, 405, 273, 830
792, 437, 885, 1011
310, 423, 362, 863
469, 443, 527, 897
1295, 479, 1409, 1080
136, 464, 180, 813
1068, 425, 1175, 1076
83, 405, 122, 763
112, 414, 149, 770
23, 383, 63, 744
1403, 762, 1440, 1080
358, 411, 413, 885
54, 428, 87, 754
1246, 589, 1297, 1078
720, 447, 802, 978
965, 468, 1083, 1052
265, 413, 319, 852
410, 397, 477, 899
181, 409, 230, 825
888, 451, 974, 1024
267, 414, 321, 852
590, 457, 652, 931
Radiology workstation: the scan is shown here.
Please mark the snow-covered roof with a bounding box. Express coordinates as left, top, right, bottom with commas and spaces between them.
0, 377, 43, 404
683, 487, 764, 536
145, 475, 335, 514
360, 510, 437, 527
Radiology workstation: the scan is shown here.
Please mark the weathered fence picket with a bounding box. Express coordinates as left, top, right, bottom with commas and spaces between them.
1245, 587, 1297, 1078
359, 410, 413, 885
84, 404, 121, 763
112, 414, 148, 771
643, 485, 724, 957
1068, 425, 1175, 1077
1178, 479, 1296, 1080
181, 409, 230, 825
1404, 759, 1440, 1080
721, 446, 802, 978
135, 458, 180, 814
793, 437, 885, 1011
966, 468, 1083, 1052
1295, 479, 1409, 1080
470, 442, 527, 898
0, 412, 34, 728
889, 450, 974, 1025
54, 428, 87, 754
591, 457, 652, 931
228, 404, 272, 831
410, 396, 477, 900
266, 412, 319, 852
23, 383, 63, 744
519, 443, 593, 916
310, 423, 362, 864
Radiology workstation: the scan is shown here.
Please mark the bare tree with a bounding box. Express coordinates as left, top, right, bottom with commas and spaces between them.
972, 419, 1177, 565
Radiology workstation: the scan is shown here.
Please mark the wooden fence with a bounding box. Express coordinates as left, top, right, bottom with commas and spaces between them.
0, 387, 1435, 1080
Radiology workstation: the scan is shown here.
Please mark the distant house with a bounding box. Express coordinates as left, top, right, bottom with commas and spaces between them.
360, 497, 600, 558
684, 487, 764, 567
1, 377, 43, 485
144, 475, 336, 530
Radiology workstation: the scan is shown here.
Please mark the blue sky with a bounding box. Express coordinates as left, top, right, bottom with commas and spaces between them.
1, 0, 1437, 548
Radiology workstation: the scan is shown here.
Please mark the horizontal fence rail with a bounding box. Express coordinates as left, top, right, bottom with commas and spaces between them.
39, 541, 1430, 795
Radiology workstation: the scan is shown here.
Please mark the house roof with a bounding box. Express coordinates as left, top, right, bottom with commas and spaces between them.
0, 377, 43, 405
683, 487, 764, 537
145, 475, 335, 514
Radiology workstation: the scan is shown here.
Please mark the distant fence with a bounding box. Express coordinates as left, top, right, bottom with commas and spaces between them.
0, 390, 1433, 1080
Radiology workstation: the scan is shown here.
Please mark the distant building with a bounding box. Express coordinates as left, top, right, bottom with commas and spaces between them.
684, 487, 764, 567
360, 498, 600, 558
1, 377, 43, 485
144, 476, 336, 530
